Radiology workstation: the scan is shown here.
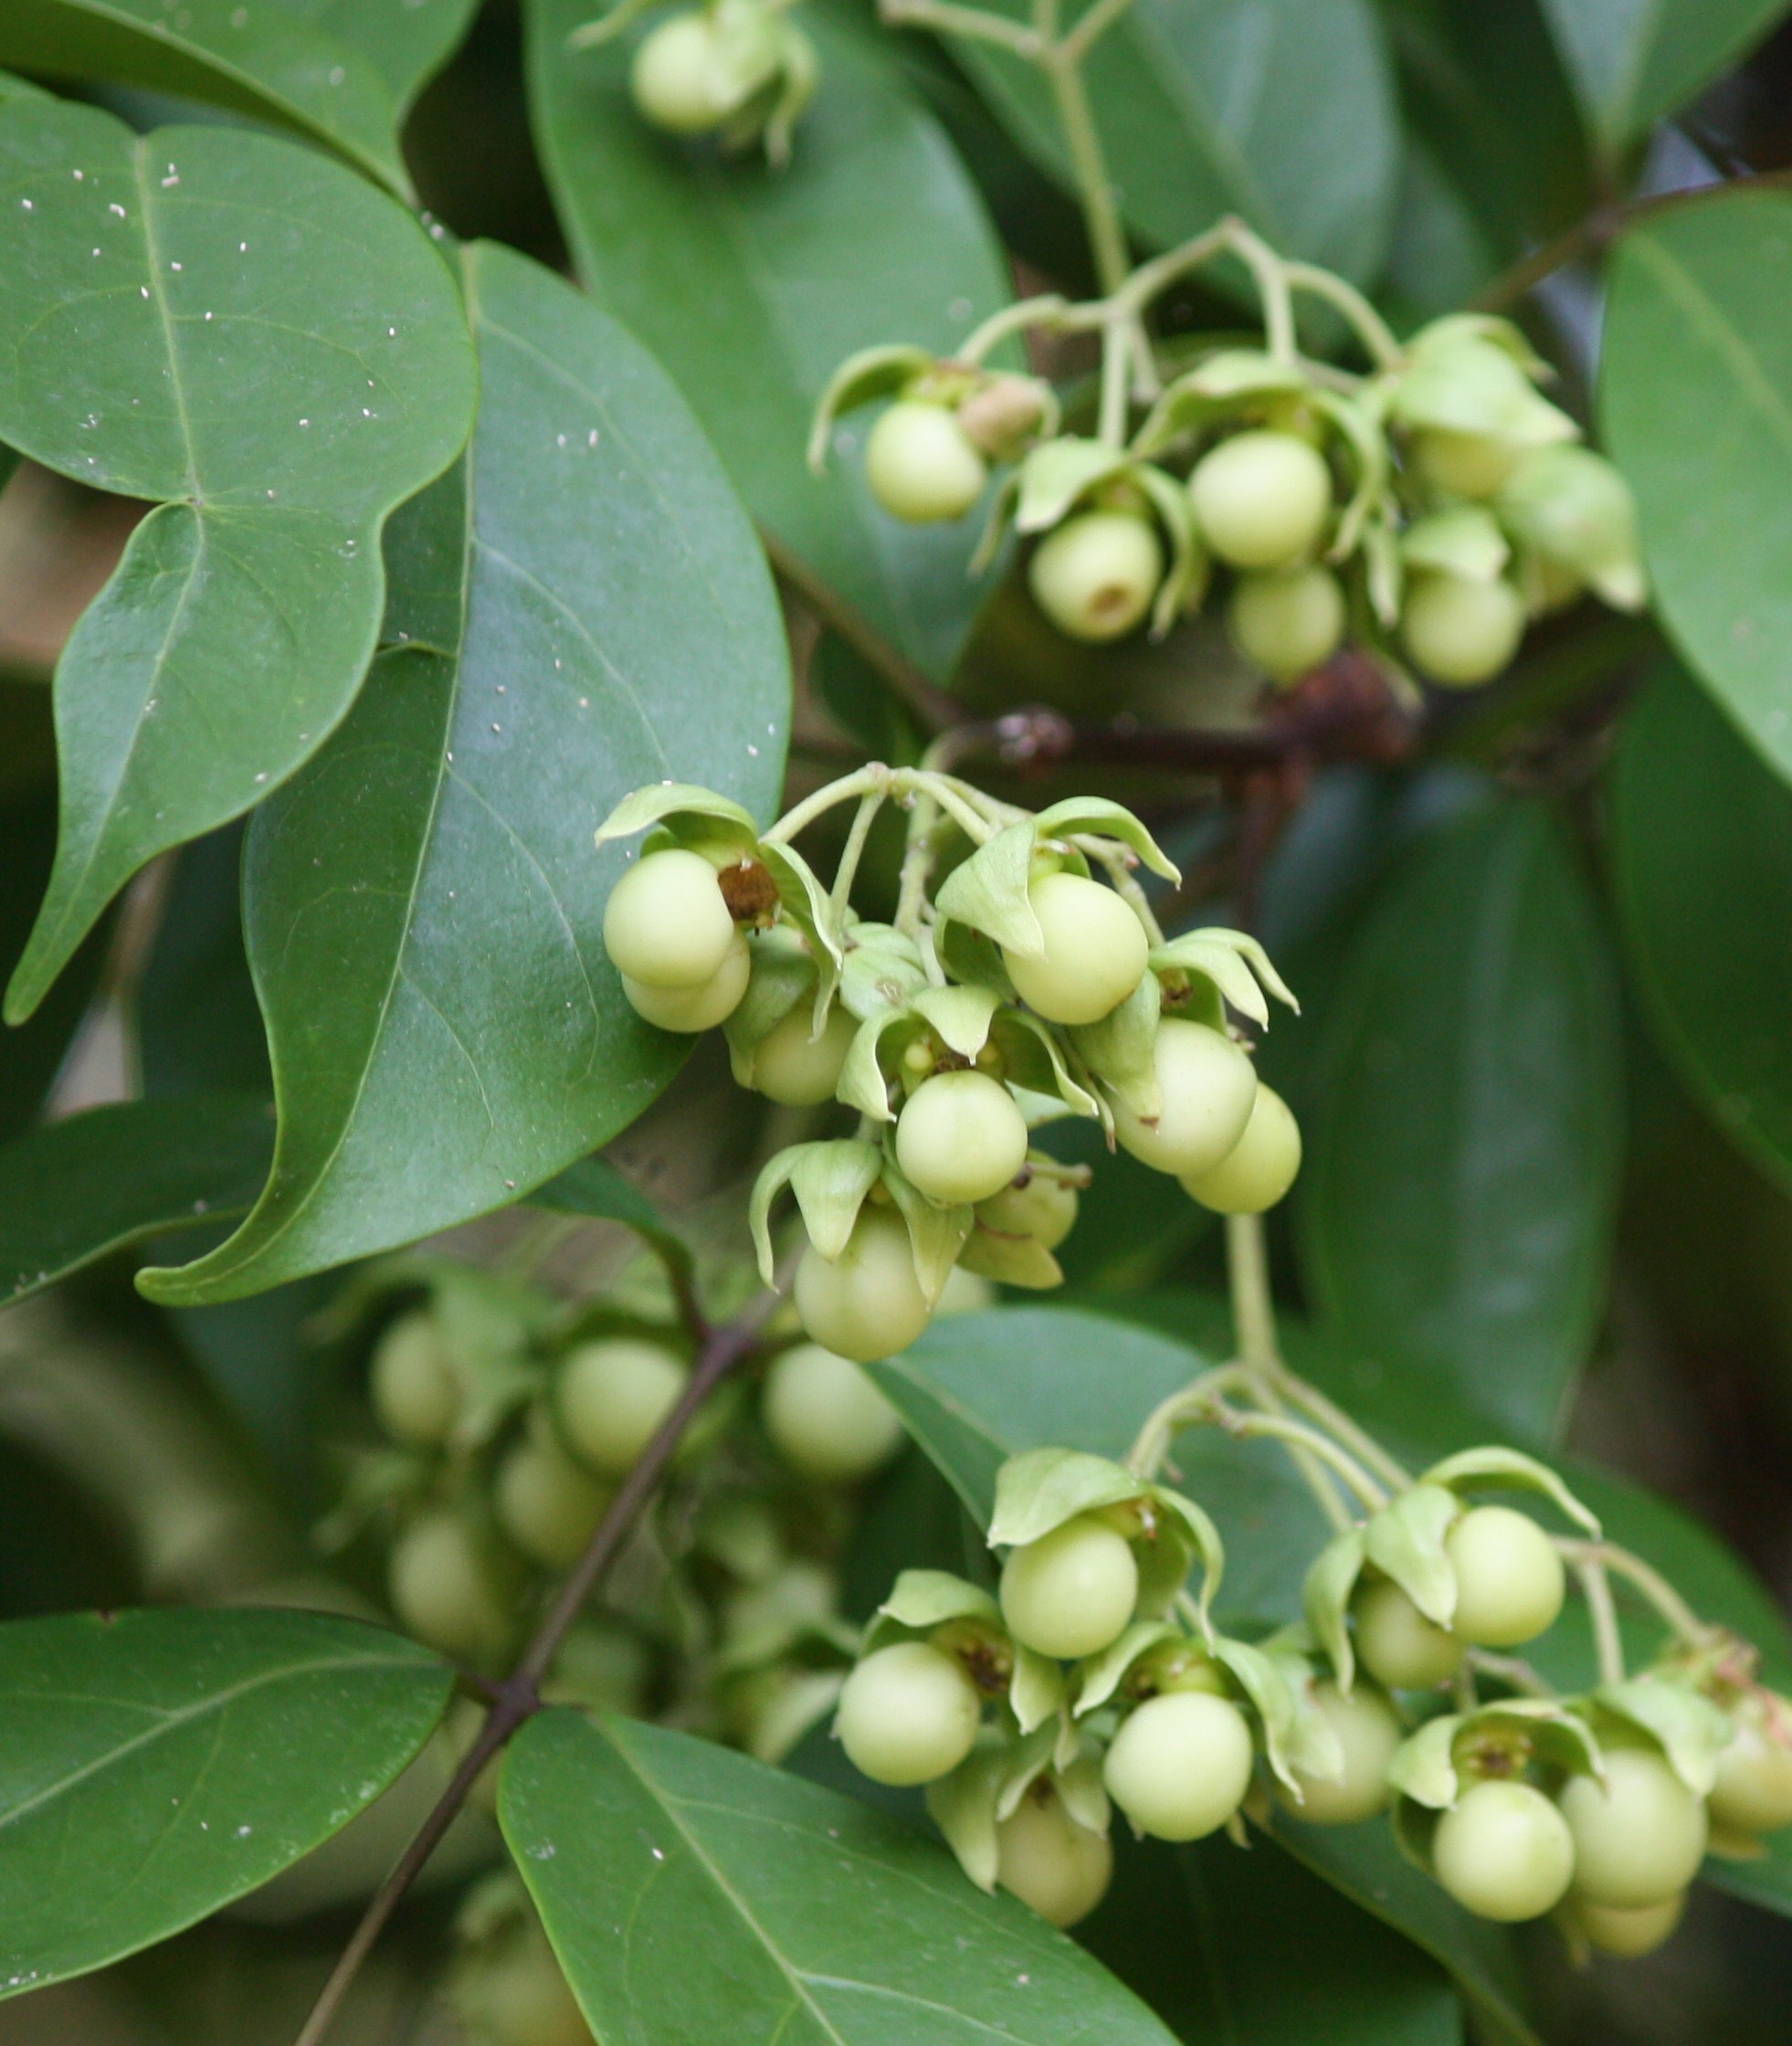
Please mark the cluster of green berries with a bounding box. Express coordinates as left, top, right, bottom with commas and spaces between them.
598, 777, 1301, 1366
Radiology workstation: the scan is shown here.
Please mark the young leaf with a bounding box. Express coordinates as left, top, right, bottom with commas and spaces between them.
0, 1608, 451, 1997
1387, 1714, 1463, 1810
0, 103, 477, 1024
139, 243, 786, 1304
501, 1709, 1183, 2046
1593, 1676, 1734, 1797
987, 1446, 1143, 1547
1365, 1483, 1460, 1628
934, 819, 1046, 958
1302, 1528, 1367, 1692
1420, 1447, 1600, 1535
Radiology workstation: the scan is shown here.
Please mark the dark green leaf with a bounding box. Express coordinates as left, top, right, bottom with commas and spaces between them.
531, 1154, 669, 1239
525, 0, 1013, 682
502, 1707, 1181, 2046
0, 101, 478, 1023
1536, 0, 1787, 153
1603, 189, 1792, 788
0, 1095, 272, 1306
142, 242, 788, 1304
0, 1608, 450, 1994
138, 825, 271, 1101
1295, 800, 1623, 1442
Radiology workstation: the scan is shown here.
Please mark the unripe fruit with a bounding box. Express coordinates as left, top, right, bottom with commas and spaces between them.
604, 847, 734, 989
622, 928, 750, 1032
793, 1206, 932, 1363
1557, 1745, 1709, 1908
1028, 511, 1164, 642
461, 1929, 594, 2046
1410, 427, 1521, 501
1103, 1692, 1255, 1841
1709, 1697, 1792, 1835
1189, 430, 1332, 570
1401, 572, 1525, 686
369, 1311, 459, 1448
996, 1789, 1114, 1926
1002, 870, 1148, 1027
1000, 1515, 1139, 1661
494, 1435, 610, 1569
895, 1070, 1029, 1208
1179, 1082, 1302, 1215
975, 1167, 1078, 1250
558, 1337, 689, 1476
1432, 1780, 1575, 1922
1443, 1504, 1565, 1648
936, 1264, 995, 1315
629, 12, 727, 135
1111, 1018, 1258, 1179
1353, 1579, 1464, 1691
1571, 1890, 1685, 1958
864, 400, 988, 523
388, 1513, 511, 1661
1277, 1681, 1401, 1825
749, 1000, 858, 1106
1228, 564, 1345, 682
761, 1342, 905, 1484
835, 1640, 981, 1786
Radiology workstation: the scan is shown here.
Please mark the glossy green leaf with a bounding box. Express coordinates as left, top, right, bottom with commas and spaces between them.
142, 242, 787, 1304
1295, 800, 1623, 1443
939, 0, 1399, 282
503, 1708, 1180, 2046
0, 102, 478, 1024
0, 0, 480, 195
525, 0, 1013, 682
1604, 192, 1792, 787
0, 1608, 451, 1995
1537, 0, 1787, 153
0, 1096, 272, 1306
138, 825, 271, 1101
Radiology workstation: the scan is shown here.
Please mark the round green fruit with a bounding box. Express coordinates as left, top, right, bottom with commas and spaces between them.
1401, 571, 1525, 686
1557, 1745, 1709, 1909
864, 400, 988, 523
895, 1070, 1030, 1208
761, 1341, 905, 1484
1571, 1889, 1685, 1958
835, 1640, 981, 1787
936, 1264, 995, 1315
1002, 870, 1149, 1027
1228, 564, 1345, 682
1410, 427, 1521, 501
494, 1433, 610, 1569
1444, 1504, 1565, 1648
1353, 1578, 1464, 1691
1179, 1082, 1302, 1215
1102, 1692, 1255, 1842
369, 1310, 459, 1448
749, 999, 857, 1106
1189, 429, 1332, 570
1111, 1019, 1258, 1179
1000, 1514, 1139, 1660
1028, 511, 1164, 642
996, 1788, 1114, 1927
793, 1205, 933, 1363
557, 1336, 689, 1477
629, 11, 726, 134
622, 927, 750, 1032
1709, 1695, 1792, 1836
1432, 1779, 1575, 1922
387, 1512, 511, 1661
604, 846, 734, 990
975, 1165, 1079, 1250
1277, 1681, 1401, 1825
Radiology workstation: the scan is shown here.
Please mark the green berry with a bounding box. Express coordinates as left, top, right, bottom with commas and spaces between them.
864, 400, 988, 523
1557, 1745, 1709, 1909
623, 928, 750, 1032
1709, 1695, 1792, 1836
996, 1786, 1114, 1926
936, 1264, 996, 1315
494, 1432, 611, 1569
761, 1341, 905, 1484
1228, 564, 1346, 682
387, 1512, 511, 1661
836, 1640, 981, 1786
793, 1205, 933, 1362
1410, 427, 1521, 501
543, 1619, 654, 1715
369, 1310, 459, 1448
1353, 1578, 1464, 1691
1189, 429, 1332, 569
1002, 870, 1149, 1027
1401, 571, 1525, 686
999, 1514, 1139, 1661
1111, 1018, 1258, 1179
1102, 1692, 1255, 1841
1432, 1779, 1575, 1922
1277, 1681, 1401, 1825
460, 1928, 595, 2046
629, 11, 727, 134
1179, 1082, 1302, 1215
604, 846, 734, 990
749, 1000, 858, 1106
975, 1164, 1079, 1250
1028, 511, 1165, 642
557, 1336, 689, 1476
1570, 1889, 1685, 1958
895, 1070, 1030, 1208
1443, 1504, 1565, 1648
